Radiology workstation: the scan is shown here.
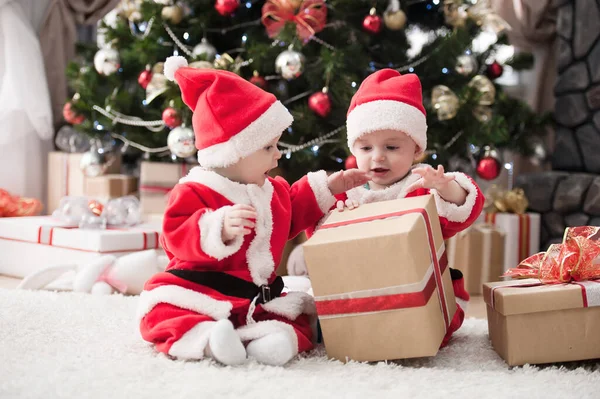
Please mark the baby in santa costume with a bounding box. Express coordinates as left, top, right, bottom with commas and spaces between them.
137, 56, 368, 366
310, 69, 485, 347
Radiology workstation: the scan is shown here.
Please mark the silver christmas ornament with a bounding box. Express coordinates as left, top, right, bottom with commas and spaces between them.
54, 125, 90, 153
275, 48, 305, 80
79, 141, 115, 177
192, 38, 217, 62
167, 126, 196, 158
94, 48, 121, 76
455, 54, 478, 76
530, 138, 549, 166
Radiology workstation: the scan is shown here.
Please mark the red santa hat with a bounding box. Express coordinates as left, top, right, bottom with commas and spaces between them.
163, 56, 293, 168
346, 69, 427, 155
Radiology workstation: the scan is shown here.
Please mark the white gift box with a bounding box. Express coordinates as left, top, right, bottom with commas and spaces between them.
0, 216, 162, 278
477, 212, 541, 271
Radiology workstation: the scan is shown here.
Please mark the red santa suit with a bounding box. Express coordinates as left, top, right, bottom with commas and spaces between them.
137, 58, 338, 363
138, 168, 335, 360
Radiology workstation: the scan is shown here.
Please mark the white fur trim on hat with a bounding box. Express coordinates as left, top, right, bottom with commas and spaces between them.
346, 100, 427, 154
164, 55, 188, 82
430, 172, 479, 223
197, 100, 293, 168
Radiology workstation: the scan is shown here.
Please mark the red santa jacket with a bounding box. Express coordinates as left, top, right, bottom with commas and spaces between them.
139, 168, 336, 324
307, 165, 484, 240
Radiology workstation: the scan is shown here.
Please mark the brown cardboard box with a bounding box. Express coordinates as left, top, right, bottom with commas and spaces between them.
447, 225, 505, 294
139, 161, 194, 215
47, 151, 121, 213
484, 279, 600, 366
84, 174, 138, 199
303, 195, 456, 362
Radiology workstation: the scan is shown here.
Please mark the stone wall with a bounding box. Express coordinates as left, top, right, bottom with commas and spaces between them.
552, 0, 600, 172
514, 0, 600, 250
516, 172, 600, 249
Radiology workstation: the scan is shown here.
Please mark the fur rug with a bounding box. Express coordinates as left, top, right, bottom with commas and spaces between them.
1, 288, 599, 399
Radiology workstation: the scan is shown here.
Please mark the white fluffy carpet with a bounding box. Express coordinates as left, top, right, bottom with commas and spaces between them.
1, 288, 599, 399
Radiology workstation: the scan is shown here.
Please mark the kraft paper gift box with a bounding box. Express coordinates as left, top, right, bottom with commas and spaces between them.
303, 195, 456, 363
0, 216, 162, 279
47, 151, 121, 214
480, 212, 540, 272
484, 226, 600, 366
84, 174, 138, 200
447, 224, 505, 295
484, 279, 600, 366
139, 161, 194, 215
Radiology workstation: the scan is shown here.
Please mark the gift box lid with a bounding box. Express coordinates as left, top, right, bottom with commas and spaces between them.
483, 279, 599, 316
0, 216, 161, 253
304, 195, 445, 295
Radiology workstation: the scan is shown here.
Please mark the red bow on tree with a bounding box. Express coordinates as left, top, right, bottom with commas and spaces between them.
504, 226, 600, 283
261, 0, 327, 41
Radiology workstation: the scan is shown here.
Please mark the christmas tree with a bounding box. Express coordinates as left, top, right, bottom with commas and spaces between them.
64, 0, 550, 182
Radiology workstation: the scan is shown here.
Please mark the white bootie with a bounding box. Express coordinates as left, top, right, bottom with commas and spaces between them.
246, 332, 296, 366
206, 320, 247, 366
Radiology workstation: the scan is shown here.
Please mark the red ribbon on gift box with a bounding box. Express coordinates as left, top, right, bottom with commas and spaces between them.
489, 226, 600, 309
314, 208, 450, 330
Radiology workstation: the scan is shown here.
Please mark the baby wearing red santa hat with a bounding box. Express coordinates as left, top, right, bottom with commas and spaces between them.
137, 57, 368, 366
309, 69, 485, 347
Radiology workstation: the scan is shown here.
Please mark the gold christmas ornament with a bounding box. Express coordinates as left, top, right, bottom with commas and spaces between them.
468, 75, 496, 105
161, 5, 183, 24
467, 0, 511, 35
383, 9, 407, 30
443, 0, 467, 28
152, 62, 164, 74
484, 185, 529, 215
473, 104, 492, 123
431, 85, 460, 121
145, 73, 168, 103
213, 53, 235, 70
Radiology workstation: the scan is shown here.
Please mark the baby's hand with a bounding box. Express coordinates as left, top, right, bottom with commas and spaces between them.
327, 169, 369, 195
405, 165, 455, 193
222, 204, 257, 243
336, 199, 360, 212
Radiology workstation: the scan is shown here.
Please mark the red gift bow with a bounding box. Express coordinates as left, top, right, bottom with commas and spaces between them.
261, 0, 327, 41
0, 189, 43, 217
504, 226, 600, 283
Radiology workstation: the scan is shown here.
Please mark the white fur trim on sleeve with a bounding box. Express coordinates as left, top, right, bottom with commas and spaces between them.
168, 321, 216, 360
164, 55, 188, 81
199, 206, 244, 260
137, 285, 233, 322
430, 172, 479, 223
307, 170, 337, 214
261, 292, 317, 320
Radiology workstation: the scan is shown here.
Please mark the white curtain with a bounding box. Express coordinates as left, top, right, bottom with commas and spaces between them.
0, 0, 54, 203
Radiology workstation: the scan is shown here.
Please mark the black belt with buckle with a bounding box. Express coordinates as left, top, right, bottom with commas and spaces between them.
166, 269, 284, 304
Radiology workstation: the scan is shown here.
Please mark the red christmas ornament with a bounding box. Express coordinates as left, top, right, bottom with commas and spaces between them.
486, 61, 504, 80
62, 102, 85, 125
344, 155, 358, 169
363, 7, 382, 34
162, 107, 182, 128
249, 71, 267, 90
137, 66, 153, 89
476, 157, 501, 180
308, 88, 331, 118
215, 0, 239, 16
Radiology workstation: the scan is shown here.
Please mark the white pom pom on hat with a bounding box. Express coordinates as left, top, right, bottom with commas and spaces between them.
164, 55, 188, 82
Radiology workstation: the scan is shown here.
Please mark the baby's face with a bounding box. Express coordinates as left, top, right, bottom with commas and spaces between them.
222, 135, 282, 186
353, 129, 418, 190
